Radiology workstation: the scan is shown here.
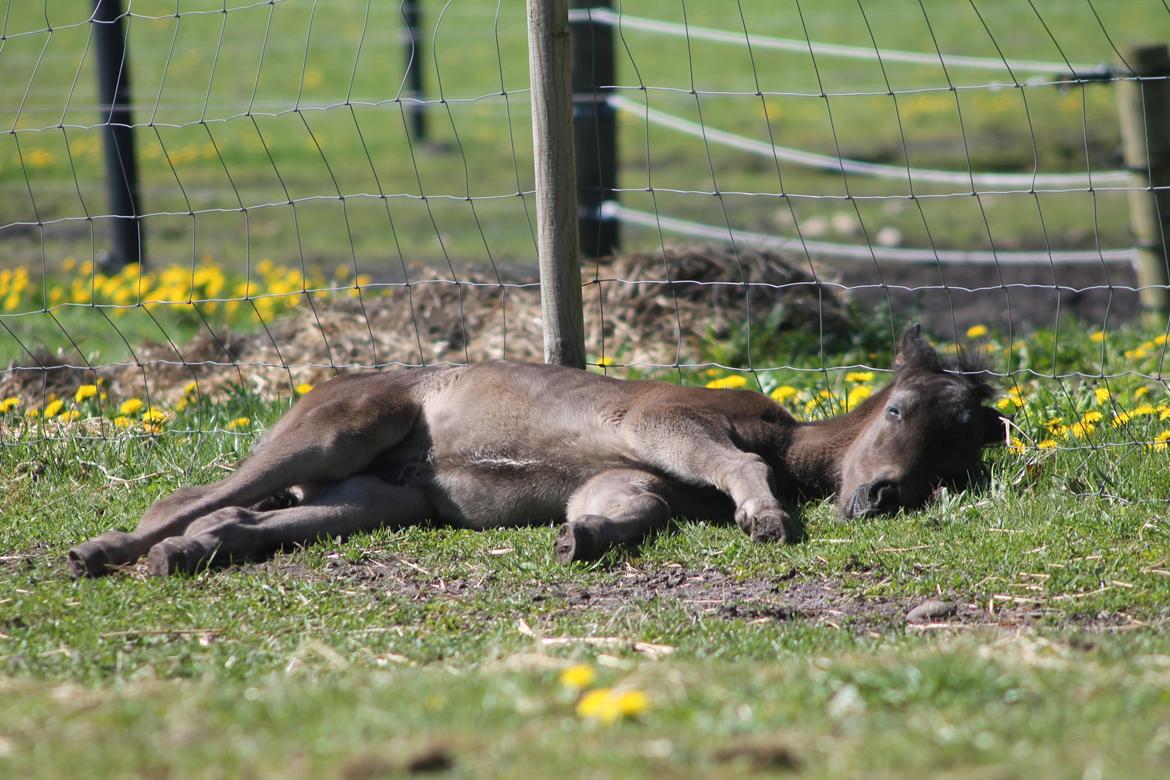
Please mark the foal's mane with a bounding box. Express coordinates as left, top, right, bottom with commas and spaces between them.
944, 351, 997, 404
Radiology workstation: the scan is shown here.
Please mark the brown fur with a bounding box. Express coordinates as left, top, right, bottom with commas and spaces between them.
68, 326, 1006, 576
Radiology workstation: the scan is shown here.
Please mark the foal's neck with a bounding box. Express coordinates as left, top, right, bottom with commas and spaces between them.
784, 387, 890, 499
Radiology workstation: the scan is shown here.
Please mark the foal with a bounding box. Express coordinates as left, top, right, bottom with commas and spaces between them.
69, 326, 1006, 576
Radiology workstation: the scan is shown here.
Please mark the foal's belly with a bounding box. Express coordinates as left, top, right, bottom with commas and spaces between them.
424, 457, 591, 529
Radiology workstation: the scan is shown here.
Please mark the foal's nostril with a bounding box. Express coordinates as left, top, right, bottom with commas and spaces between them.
867, 480, 899, 511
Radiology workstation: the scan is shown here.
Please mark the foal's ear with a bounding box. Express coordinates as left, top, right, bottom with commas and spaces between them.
982, 407, 1011, 447
893, 324, 942, 373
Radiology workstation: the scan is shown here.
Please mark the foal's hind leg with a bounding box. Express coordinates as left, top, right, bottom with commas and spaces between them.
68, 381, 422, 577
556, 470, 672, 563
145, 475, 434, 576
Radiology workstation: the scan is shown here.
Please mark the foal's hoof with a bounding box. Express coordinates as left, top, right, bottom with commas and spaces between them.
737, 509, 794, 544
555, 522, 601, 563
67, 532, 138, 578
146, 536, 214, 577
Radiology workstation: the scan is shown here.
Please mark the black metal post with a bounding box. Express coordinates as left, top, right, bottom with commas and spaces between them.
402, 0, 428, 143
92, 0, 144, 270
570, 0, 618, 258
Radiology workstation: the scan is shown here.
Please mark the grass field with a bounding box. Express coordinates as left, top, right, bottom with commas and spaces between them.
4, 2, 1170, 778
2, 320, 1170, 778
2, 0, 1168, 365
1, 0, 1167, 276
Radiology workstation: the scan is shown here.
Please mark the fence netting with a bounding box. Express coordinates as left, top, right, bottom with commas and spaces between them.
1, 1, 1168, 471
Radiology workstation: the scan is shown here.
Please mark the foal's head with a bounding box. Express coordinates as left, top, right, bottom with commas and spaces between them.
837, 326, 1007, 519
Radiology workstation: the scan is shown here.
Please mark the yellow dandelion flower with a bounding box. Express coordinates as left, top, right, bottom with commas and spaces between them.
0, 397, 20, 413
577, 689, 620, 724
1068, 421, 1095, 439
57, 410, 81, 423
1089, 331, 1105, 343
845, 371, 874, 383
184, 380, 198, 396
559, 664, 596, 690
113, 416, 132, 429
334, 263, 352, 280
74, 384, 98, 403
1080, 410, 1103, 424
615, 690, 649, 717
1112, 411, 1132, 428
995, 397, 1017, 413
226, 417, 251, 430
770, 386, 798, 403
295, 383, 314, 396
576, 688, 649, 724
1037, 439, 1058, 449
1008, 438, 1027, 454
141, 408, 167, 424
705, 375, 749, 390
26, 148, 55, 168
25, 407, 40, 418
846, 385, 872, 408
143, 421, 164, 436
1044, 417, 1064, 432
1133, 403, 1156, 417
1125, 347, 1149, 361
1136, 386, 1151, 398
119, 398, 144, 416
1094, 387, 1111, 404
1152, 430, 1170, 451
966, 324, 988, 339
43, 399, 64, 419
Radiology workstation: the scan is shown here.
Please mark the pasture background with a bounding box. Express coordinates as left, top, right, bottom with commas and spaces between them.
2, 1, 1170, 777
2, 0, 1169, 362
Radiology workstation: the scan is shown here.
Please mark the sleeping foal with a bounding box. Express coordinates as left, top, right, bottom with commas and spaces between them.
69, 326, 1006, 576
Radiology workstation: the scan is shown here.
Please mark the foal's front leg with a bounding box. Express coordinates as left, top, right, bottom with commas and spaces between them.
626, 406, 794, 543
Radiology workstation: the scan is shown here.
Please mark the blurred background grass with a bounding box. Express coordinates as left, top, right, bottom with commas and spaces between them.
0, 1, 1168, 366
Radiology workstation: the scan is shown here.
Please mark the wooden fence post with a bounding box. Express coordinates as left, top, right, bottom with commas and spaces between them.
527, 0, 586, 368
92, 0, 144, 270
1117, 43, 1170, 323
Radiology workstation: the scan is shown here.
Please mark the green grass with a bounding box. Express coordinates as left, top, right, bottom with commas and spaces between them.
3, 318, 1170, 777
1, 0, 1165, 274
2, 441, 1170, 778
4, 3, 1170, 777
1, 1, 1164, 366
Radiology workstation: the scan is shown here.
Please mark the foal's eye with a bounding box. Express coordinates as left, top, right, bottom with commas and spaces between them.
886, 405, 902, 421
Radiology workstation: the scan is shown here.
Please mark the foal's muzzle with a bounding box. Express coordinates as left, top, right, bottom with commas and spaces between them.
843, 479, 901, 519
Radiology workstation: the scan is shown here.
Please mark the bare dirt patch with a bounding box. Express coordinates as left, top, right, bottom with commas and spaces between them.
258, 549, 1151, 634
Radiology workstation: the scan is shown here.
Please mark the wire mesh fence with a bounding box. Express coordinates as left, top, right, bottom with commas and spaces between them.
1, 1, 1169, 470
